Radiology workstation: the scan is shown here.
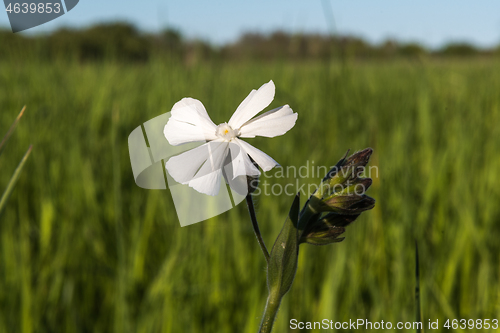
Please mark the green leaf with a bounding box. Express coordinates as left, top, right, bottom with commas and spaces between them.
0, 106, 26, 157
0, 145, 32, 216
267, 193, 300, 299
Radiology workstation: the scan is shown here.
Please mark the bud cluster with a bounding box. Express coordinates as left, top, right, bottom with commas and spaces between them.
299, 148, 376, 245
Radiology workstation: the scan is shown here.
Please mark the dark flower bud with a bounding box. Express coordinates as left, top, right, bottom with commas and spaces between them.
300, 221, 346, 245
300, 148, 376, 245
322, 194, 375, 214
323, 148, 372, 180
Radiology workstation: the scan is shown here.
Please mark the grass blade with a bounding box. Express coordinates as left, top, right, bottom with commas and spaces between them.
415, 240, 422, 333
0, 145, 32, 216
0, 106, 26, 157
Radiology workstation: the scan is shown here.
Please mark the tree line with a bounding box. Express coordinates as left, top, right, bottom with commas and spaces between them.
0, 22, 498, 63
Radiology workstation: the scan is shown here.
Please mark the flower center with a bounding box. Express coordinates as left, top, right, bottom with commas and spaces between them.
215, 123, 238, 141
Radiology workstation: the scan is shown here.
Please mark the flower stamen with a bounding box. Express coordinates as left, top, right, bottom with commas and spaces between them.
216, 123, 238, 141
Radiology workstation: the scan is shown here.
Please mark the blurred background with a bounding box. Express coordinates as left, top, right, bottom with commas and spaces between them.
1, 1, 500, 332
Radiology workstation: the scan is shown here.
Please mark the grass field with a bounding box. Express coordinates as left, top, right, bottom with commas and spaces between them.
1, 57, 500, 332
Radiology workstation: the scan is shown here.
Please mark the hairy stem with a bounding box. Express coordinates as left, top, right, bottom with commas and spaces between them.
246, 194, 270, 263
258, 291, 282, 333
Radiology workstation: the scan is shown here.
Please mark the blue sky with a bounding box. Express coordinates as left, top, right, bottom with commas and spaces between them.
1, 0, 500, 48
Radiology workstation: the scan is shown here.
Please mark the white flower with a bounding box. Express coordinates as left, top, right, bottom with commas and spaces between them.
163, 80, 297, 196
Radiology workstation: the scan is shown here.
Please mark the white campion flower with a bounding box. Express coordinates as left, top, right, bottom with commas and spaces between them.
164, 80, 297, 196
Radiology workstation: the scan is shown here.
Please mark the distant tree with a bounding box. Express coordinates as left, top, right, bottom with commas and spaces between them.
184, 39, 217, 65
0, 30, 26, 59
398, 43, 427, 57
47, 28, 81, 60
378, 40, 398, 58
438, 42, 478, 56
78, 23, 150, 61
158, 29, 183, 53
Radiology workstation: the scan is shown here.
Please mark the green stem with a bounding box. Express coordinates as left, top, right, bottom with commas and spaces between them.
0, 106, 25, 157
258, 291, 282, 333
0, 145, 32, 216
246, 194, 270, 263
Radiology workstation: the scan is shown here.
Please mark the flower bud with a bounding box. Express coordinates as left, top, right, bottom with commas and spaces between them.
323, 148, 373, 187
299, 212, 360, 245
322, 194, 375, 214
299, 148, 376, 245
316, 148, 374, 211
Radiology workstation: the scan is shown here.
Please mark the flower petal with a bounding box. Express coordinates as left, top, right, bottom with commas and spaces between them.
227, 142, 261, 179
188, 169, 223, 196
164, 98, 217, 146
224, 173, 248, 197
235, 138, 279, 172
238, 105, 298, 138
165, 144, 210, 184
188, 141, 230, 195
221, 152, 251, 196
228, 80, 275, 130
171, 97, 214, 123
165, 139, 229, 195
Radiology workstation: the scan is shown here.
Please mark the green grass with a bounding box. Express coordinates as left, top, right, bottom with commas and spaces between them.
1, 57, 500, 332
